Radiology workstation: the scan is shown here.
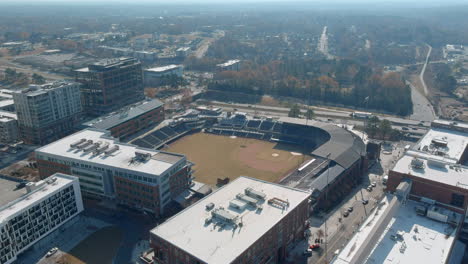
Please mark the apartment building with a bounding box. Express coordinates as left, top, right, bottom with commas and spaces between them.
35, 128, 193, 217
75, 57, 144, 116
12, 82, 82, 145
0, 111, 18, 144
150, 177, 311, 264
83, 99, 164, 140
0, 174, 84, 264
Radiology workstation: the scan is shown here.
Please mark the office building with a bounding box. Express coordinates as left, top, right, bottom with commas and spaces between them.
0, 111, 19, 144
0, 90, 15, 112
12, 82, 82, 145
75, 57, 144, 116
83, 99, 164, 140
0, 174, 84, 264
387, 120, 468, 213
144, 65, 183, 86
35, 128, 193, 217
150, 176, 310, 264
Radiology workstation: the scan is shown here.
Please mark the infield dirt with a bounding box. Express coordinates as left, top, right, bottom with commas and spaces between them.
165, 132, 311, 185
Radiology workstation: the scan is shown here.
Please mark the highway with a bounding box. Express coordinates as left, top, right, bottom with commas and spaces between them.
207, 101, 429, 132
318, 26, 333, 59
420, 44, 432, 96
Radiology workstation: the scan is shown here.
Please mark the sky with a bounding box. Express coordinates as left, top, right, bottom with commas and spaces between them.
0, 0, 466, 3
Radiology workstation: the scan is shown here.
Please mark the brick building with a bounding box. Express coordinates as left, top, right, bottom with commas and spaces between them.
75, 57, 144, 116
387, 120, 468, 213
83, 99, 164, 140
150, 177, 310, 264
35, 128, 193, 217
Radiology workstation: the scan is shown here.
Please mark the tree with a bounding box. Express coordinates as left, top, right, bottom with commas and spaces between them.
32, 73, 45, 84
379, 119, 392, 140
288, 104, 301, 118
306, 108, 315, 119
4, 68, 17, 83
366, 116, 380, 138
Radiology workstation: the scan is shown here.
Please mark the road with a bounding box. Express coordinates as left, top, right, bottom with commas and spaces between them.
420, 44, 432, 96
207, 101, 430, 130
407, 81, 436, 122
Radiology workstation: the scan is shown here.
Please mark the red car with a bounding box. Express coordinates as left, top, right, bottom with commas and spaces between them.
310, 243, 320, 250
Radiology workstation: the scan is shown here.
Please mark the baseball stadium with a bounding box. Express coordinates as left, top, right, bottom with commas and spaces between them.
130, 111, 366, 211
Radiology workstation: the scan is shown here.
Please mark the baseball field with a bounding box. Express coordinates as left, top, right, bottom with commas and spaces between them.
165, 132, 311, 185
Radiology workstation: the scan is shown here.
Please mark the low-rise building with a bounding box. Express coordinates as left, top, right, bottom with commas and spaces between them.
216, 59, 241, 71
0, 111, 19, 144
35, 128, 193, 217
387, 120, 468, 213
144, 65, 183, 86
332, 181, 461, 264
83, 99, 164, 140
12, 82, 83, 145
0, 173, 84, 264
150, 176, 311, 264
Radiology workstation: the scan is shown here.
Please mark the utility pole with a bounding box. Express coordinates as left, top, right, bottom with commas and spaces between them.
325, 152, 331, 263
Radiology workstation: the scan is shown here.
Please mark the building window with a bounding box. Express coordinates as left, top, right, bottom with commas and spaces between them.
451, 193, 465, 207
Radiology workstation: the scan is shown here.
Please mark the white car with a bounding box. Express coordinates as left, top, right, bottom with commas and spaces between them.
46, 247, 58, 257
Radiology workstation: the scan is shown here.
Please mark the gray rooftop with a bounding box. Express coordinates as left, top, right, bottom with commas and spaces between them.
0, 176, 27, 207
84, 99, 163, 130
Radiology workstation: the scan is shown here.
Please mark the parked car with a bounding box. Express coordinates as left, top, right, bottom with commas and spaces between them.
310, 243, 321, 250
362, 199, 369, 205
303, 248, 313, 256
343, 211, 349, 217
46, 247, 58, 257
347, 206, 354, 213
371, 182, 377, 187
367, 186, 373, 192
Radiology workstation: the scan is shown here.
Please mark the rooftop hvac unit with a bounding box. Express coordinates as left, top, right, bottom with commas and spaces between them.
77, 140, 93, 150
205, 202, 215, 211
105, 145, 119, 155
410, 158, 425, 169
427, 159, 446, 168
245, 187, 266, 200
236, 193, 258, 206
93, 142, 109, 155
229, 199, 248, 211
211, 208, 236, 223
135, 151, 151, 161
70, 138, 86, 148
83, 142, 100, 153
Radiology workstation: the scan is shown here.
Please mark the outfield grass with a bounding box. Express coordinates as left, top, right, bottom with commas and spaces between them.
165, 132, 310, 185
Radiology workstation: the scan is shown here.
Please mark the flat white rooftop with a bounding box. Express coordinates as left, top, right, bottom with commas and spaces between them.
151, 176, 310, 263
414, 127, 468, 162
145, 65, 181, 73
0, 110, 17, 122
0, 174, 77, 223
217, 59, 240, 67
36, 128, 185, 177
392, 153, 468, 188
333, 198, 457, 264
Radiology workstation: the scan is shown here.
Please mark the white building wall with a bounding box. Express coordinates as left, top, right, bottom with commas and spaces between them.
0, 174, 83, 264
